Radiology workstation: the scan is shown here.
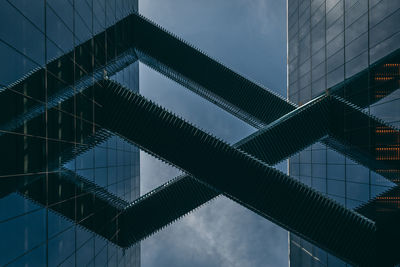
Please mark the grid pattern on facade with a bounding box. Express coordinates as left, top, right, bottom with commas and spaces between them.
287, 0, 400, 265
1, 0, 400, 266
0, 1, 140, 266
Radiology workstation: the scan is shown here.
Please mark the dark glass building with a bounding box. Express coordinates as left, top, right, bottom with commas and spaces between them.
1, 0, 399, 266
0, 1, 140, 266
287, 0, 400, 265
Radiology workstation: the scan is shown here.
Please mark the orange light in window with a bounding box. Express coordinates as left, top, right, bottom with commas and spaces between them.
383, 64, 400, 67
376, 147, 400, 161
374, 77, 394, 81
376, 196, 400, 208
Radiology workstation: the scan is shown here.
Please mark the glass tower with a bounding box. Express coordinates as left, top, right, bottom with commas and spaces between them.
0, 1, 140, 266
287, 0, 400, 265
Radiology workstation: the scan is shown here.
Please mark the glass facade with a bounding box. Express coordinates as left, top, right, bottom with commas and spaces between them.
287, 0, 400, 265
0, 1, 140, 266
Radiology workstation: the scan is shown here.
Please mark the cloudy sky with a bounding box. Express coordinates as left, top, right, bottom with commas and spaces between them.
138, 0, 288, 266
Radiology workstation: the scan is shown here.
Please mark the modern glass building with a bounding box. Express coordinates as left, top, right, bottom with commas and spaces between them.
1, 0, 399, 266
0, 1, 140, 266
287, 0, 400, 265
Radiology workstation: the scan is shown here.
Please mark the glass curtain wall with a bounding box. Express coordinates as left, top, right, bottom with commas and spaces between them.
287, 0, 400, 265
0, 0, 140, 266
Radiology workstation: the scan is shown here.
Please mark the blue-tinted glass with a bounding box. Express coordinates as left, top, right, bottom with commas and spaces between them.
298, 176, 310, 186
290, 163, 300, 176
46, 8, 73, 60
76, 149, 94, 170
0, 41, 38, 86
328, 194, 345, 205
63, 158, 75, 171
106, 0, 116, 27
1, 0, 139, 265
118, 150, 124, 166
300, 149, 311, 162
48, 210, 74, 239
77, 169, 95, 181
0, 2, 45, 65
327, 164, 345, 180
75, 0, 92, 35
95, 235, 107, 256
95, 246, 108, 266
312, 164, 326, 178
314, 246, 327, 264
75, 11, 92, 44
76, 227, 93, 248
0, 193, 41, 222
371, 185, 391, 199
117, 136, 126, 150
93, 0, 106, 33
118, 181, 125, 197
347, 182, 369, 202
108, 149, 117, 166
300, 163, 311, 176
9, 0, 44, 30
7, 244, 46, 267
347, 199, 364, 210
108, 167, 117, 186
327, 149, 345, 164
370, 171, 395, 187
48, 227, 75, 266
59, 255, 75, 267
328, 179, 345, 196
124, 164, 131, 178
95, 167, 108, 187
346, 164, 369, 183
117, 247, 125, 265
328, 252, 347, 266
0, 208, 46, 266
289, 0, 400, 265
109, 183, 118, 195
312, 177, 327, 194
108, 244, 118, 267
46, 1, 73, 29
76, 234, 94, 266
95, 146, 107, 168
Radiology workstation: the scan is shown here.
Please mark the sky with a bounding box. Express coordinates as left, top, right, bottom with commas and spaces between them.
138, 1, 289, 266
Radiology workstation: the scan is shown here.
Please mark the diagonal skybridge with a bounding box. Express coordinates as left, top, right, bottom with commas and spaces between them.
1, 12, 400, 267
2, 77, 399, 265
